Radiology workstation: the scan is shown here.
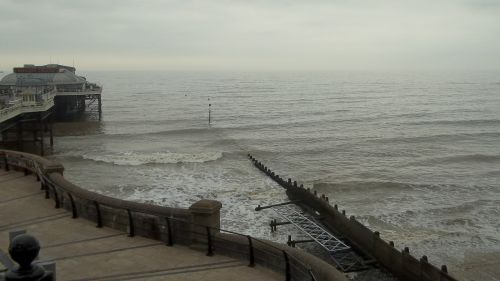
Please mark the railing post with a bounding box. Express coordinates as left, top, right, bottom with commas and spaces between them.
206, 226, 214, 256
51, 185, 60, 209
308, 269, 317, 281
44, 183, 50, 199
68, 193, 78, 218
4, 156, 9, 171
247, 235, 255, 267
283, 250, 291, 281
127, 209, 135, 237
165, 217, 173, 246
93, 201, 102, 228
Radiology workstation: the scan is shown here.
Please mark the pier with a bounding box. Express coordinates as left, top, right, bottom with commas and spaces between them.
0, 64, 102, 155
0, 150, 346, 281
0, 86, 56, 155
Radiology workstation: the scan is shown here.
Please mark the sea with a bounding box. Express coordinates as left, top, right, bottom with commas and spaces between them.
8, 70, 500, 278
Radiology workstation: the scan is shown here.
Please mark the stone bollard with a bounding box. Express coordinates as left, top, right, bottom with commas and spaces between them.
5, 234, 54, 281
189, 200, 222, 253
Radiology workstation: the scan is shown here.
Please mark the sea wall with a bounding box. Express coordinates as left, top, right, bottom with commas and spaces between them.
0, 149, 346, 281
248, 154, 458, 281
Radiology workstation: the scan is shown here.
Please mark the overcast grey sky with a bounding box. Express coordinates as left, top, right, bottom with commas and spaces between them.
1, 0, 499, 71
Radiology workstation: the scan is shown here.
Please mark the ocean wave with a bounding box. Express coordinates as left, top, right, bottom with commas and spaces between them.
406, 119, 500, 126
483, 170, 500, 177
368, 131, 500, 144
147, 127, 213, 136
313, 181, 498, 197
82, 126, 215, 140
375, 198, 499, 230
80, 151, 223, 166
313, 181, 426, 192
410, 154, 500, 165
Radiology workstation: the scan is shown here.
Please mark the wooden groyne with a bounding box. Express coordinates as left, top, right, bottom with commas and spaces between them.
247, 154, 459, 281
0, 149, 347, 281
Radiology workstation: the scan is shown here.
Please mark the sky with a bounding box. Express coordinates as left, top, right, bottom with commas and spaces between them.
1, 0, 500, 71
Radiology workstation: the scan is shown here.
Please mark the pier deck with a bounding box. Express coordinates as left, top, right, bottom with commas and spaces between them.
0, 170, 280, 281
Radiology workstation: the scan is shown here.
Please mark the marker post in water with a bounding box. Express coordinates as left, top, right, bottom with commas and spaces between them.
209, 103, 211, 125
208, 98, 211, 125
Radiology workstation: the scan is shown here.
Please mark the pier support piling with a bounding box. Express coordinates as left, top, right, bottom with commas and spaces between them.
98, 94, 102, 120
16, 122, 23, 151
49, 121, 53, 148
39, 113, 45, 156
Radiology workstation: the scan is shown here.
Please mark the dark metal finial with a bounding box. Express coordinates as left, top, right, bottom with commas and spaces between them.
9, 234, 40, 268
6, 234, 53, 281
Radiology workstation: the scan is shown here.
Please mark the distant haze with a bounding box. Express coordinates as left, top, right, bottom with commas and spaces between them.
1, 0, 499, 71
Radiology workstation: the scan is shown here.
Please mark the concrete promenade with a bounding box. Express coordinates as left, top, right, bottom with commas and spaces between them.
0, 170, 281, 281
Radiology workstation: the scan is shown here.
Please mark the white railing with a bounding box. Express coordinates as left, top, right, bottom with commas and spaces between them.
0, 90, 56, 123
56, 86, 102, 96
0, 100, 23, 122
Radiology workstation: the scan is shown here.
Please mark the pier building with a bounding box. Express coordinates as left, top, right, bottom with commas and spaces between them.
0, 65, 102, 154
0, 64, 102, 118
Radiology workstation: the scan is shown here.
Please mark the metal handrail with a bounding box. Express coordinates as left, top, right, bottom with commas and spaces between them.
1, 153, 320, 281
44, 174, 317, 281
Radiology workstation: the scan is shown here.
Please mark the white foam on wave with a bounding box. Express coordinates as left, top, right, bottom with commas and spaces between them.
81, 151, 223, 166
114, 164, 294, 242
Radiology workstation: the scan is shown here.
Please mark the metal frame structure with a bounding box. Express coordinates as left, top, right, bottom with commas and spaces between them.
85, 93, 102, 120
263, 203, 367, 272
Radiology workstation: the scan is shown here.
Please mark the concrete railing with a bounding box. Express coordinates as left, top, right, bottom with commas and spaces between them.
0, 149, 347, 281
248, 154, 459, 281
